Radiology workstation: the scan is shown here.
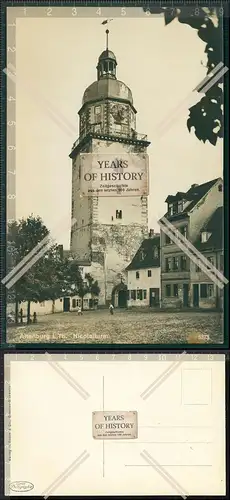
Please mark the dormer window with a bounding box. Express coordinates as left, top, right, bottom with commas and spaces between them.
168, 203, 178, 215
140, 250, 145, 261
201, 231, 211, 243
178, 201, 183, 213
168, 203, 173, 215
153, 247, 159, 258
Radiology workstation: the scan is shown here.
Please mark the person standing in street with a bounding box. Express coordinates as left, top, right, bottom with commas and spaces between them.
109, 304, 114, 315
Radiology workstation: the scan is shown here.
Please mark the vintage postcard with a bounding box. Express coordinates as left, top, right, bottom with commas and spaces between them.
3, 5, 227, 345
4, 352, 226, 496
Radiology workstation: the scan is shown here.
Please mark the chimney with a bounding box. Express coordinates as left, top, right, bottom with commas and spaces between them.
191, 183, 199, 188
149, 229, 154, 238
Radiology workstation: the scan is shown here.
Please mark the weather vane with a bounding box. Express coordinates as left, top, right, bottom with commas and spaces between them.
101, 18, 114, 50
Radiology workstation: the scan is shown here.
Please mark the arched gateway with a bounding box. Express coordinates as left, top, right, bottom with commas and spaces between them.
111, 283, 127, 308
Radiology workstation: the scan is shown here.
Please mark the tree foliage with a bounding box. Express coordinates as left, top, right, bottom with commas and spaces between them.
7, 215, 100, 322
7, 215, 51, 322
78, 272, 100, 309
143, 6, 224, 145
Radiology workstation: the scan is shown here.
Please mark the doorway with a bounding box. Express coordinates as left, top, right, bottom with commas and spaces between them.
183, 284, 189, 307
63, 297, 70, 312
149, 288, 159, 307
193, 284, 199, 307
112, 283, 128, 308
118, 289, 127, 308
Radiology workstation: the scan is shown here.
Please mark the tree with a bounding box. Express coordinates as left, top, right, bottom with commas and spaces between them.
78, 272, 100, 310
59, 257, 83, 298
7, 215, 99, 321
143, 6, 224, 145
7, 215, 56, 324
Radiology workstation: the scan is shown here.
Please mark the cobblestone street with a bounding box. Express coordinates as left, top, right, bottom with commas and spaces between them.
7, 309, 223, 344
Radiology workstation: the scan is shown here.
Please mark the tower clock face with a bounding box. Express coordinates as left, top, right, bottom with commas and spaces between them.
111, 104, 127, 123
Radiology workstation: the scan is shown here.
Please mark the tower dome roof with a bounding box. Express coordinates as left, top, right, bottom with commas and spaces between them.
82, 79, 133, 106
98, 49, 117, 62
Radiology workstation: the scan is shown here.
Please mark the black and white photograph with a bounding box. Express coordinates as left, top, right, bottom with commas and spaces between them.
4, 5, 227, 345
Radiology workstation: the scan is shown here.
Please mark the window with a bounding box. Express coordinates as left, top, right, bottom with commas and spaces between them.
116, 210, 122, 219
72, 299, 76, 308
165, 257, 172, 272
168, 204, 173, 215
94, 114, 101, 124
83, 298, 88, 305
82, 219, 84, 225
153, 247, 159, 258
143, 290, 147, 299
165, 284, 171, 297
147, 270, 152, 277
178, 201, 183, 213
40, 302, 45, 307
173, 284, 179, 297
201, 231, 210, 243
218, 184, 223, 192
200, 284, 208, 298
131, 290, 136, 300
196, 264, 200, 272
137, 289, 143, 300
95, 106, 101, 114
208, 284, 214, 297
172, 203, 178, 214
76, 299, 82, 307
94, 124, 101, 132
173, 257, 179, 270
114, 124, 122, 132
180, 226, 187, 238
136, 271, 140, 279
200, 283, 214, 298
140, 250, 145, 261
60, 299, 63, 302
181, 255, 187, 271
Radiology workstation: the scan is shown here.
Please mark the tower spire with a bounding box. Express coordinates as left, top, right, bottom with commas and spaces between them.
106, 29, 109, 50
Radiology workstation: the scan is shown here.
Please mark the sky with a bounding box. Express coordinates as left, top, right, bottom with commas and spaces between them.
13, 7, 223, 248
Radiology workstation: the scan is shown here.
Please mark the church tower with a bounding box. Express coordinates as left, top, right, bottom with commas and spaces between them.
70, 29, 150, 307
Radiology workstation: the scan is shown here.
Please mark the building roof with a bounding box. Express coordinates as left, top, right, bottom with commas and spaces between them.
82, 78, 133, 106
164, 178, 221, 219
126, 235, 160, 271
194, 206, 223, 251
98, 50, 117, 62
